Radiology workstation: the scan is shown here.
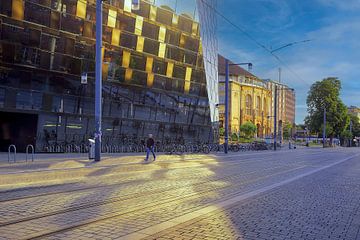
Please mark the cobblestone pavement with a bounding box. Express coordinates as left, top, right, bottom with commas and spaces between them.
0, 148, 359, 240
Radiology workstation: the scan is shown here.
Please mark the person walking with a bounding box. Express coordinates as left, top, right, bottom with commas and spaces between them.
145, 134, 156, 162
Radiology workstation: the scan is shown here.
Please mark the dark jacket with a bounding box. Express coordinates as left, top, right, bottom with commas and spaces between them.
146, 138, 155, 148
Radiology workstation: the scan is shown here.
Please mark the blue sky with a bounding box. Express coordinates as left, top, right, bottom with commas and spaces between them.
216, 0, 360, 124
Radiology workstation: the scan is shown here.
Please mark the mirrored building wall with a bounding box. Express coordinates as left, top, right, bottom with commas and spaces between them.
0, 0, 219, 152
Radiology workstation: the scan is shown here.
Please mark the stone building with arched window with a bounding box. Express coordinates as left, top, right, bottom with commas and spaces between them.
218, 55, 272, 138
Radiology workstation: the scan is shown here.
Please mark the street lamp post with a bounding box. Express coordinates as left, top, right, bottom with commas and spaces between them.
323, 107, 326, 148
224, 60, 252, 154
94, 0, 103, 162
349, 120, 353, 147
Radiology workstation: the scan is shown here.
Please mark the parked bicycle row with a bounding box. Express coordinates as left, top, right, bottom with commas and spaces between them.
42, 141, 275, 154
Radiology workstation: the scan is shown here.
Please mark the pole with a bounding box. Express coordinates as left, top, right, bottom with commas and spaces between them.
278, 68, 281, 83
274, 85, 277, 151
95, 0, 103, 161
323, 107, 326, 148
224, 59, 229, 154
350, 120, 353, 147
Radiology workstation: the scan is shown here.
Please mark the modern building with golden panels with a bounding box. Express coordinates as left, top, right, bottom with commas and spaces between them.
0, 0, 220, 151
218, 55, 272, 138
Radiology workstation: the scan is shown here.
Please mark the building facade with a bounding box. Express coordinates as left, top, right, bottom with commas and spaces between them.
218, 55, 272, 138
0, 0, 219, 152
265, 79, 296, 140
348, 106, 360, 121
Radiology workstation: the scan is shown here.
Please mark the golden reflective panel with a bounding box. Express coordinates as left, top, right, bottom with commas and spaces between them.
180, 34, 186, 48
122, 51, 131, 68
158, 26, 166, 43
166, 62, 174, 78
192, 22, 199, 36
146, 57, 154, 73
185, 67, 192, 81
111, 28, 121, 46
135, 16, 143, 36
149, 5, 157, 21
12, 0, 24, 20
124, 0, 132, 13
147, 73, 154, 87
136, 36, 144, 52
184, 80, 190, 93
158, 43, 166, 58
102, 63, 109, 80
108, 9, 117, 28
172, 14, 179, 26
125, 68, 133, 82
76, 0, 87, 19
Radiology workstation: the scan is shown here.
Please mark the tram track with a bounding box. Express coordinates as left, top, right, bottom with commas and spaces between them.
26, 164, 309, 240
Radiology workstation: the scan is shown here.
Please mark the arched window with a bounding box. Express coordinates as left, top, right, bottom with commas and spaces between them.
263, 98, 267, 116
256, 96, 261, 116
245, 94, 252, 115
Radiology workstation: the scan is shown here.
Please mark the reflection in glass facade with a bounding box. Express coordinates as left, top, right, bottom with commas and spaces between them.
0, 0, 219, 152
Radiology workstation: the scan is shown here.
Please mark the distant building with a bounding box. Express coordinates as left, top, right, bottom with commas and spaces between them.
263, 79, 296, 140
348, 106, 360, 121
218, 55, 272, 138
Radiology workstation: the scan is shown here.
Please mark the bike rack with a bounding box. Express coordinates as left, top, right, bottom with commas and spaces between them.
8, 144, 16, 163
26, 144, 34, 162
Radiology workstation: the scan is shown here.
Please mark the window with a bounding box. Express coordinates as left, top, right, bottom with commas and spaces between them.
131, 1, 150, 18
165, 29, 179, 45
246, 94, 252, 115
178, 15, 192, 33
117, 14, 135, 32
120, 32, 137, 50
142, 22, 159, 40
173, 65, 185, 79
256, 96, 261, 116
156, 7, 173, 26
143, 38, 159, 56
129, 53, 146, 71
24, 1, 50, 26
263, 98, 267, 116
166, 46, 184, 62
152, 60, 166, 75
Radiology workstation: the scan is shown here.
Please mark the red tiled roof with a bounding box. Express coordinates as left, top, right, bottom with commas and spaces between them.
218, 54, 256, 78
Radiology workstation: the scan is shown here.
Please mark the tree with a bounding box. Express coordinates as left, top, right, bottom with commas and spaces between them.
305, 77, 349, 145
240, 122, 257, 138
231, 132, 239, 141
282, 121, 293, 140
349, 114, 360, 137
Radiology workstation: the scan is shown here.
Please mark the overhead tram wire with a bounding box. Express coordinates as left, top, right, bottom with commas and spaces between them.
199, 0, 311, 87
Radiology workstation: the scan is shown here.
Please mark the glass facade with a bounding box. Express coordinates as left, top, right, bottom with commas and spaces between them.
0, 0, 219, 152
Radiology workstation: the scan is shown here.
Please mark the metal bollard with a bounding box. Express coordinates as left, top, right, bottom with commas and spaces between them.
8, 145, 16, 163
26, 144, 34, 162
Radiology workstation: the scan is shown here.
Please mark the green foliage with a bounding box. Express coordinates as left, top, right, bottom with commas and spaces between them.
305, 77, 349, 139
349, 114, 360, 137
240, 122, 257, 138
219, 127, 225, 136
231, 132, 239, 141
341, 129, 352, 139
320, 123, 334, 136
283, 121, 293, 140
